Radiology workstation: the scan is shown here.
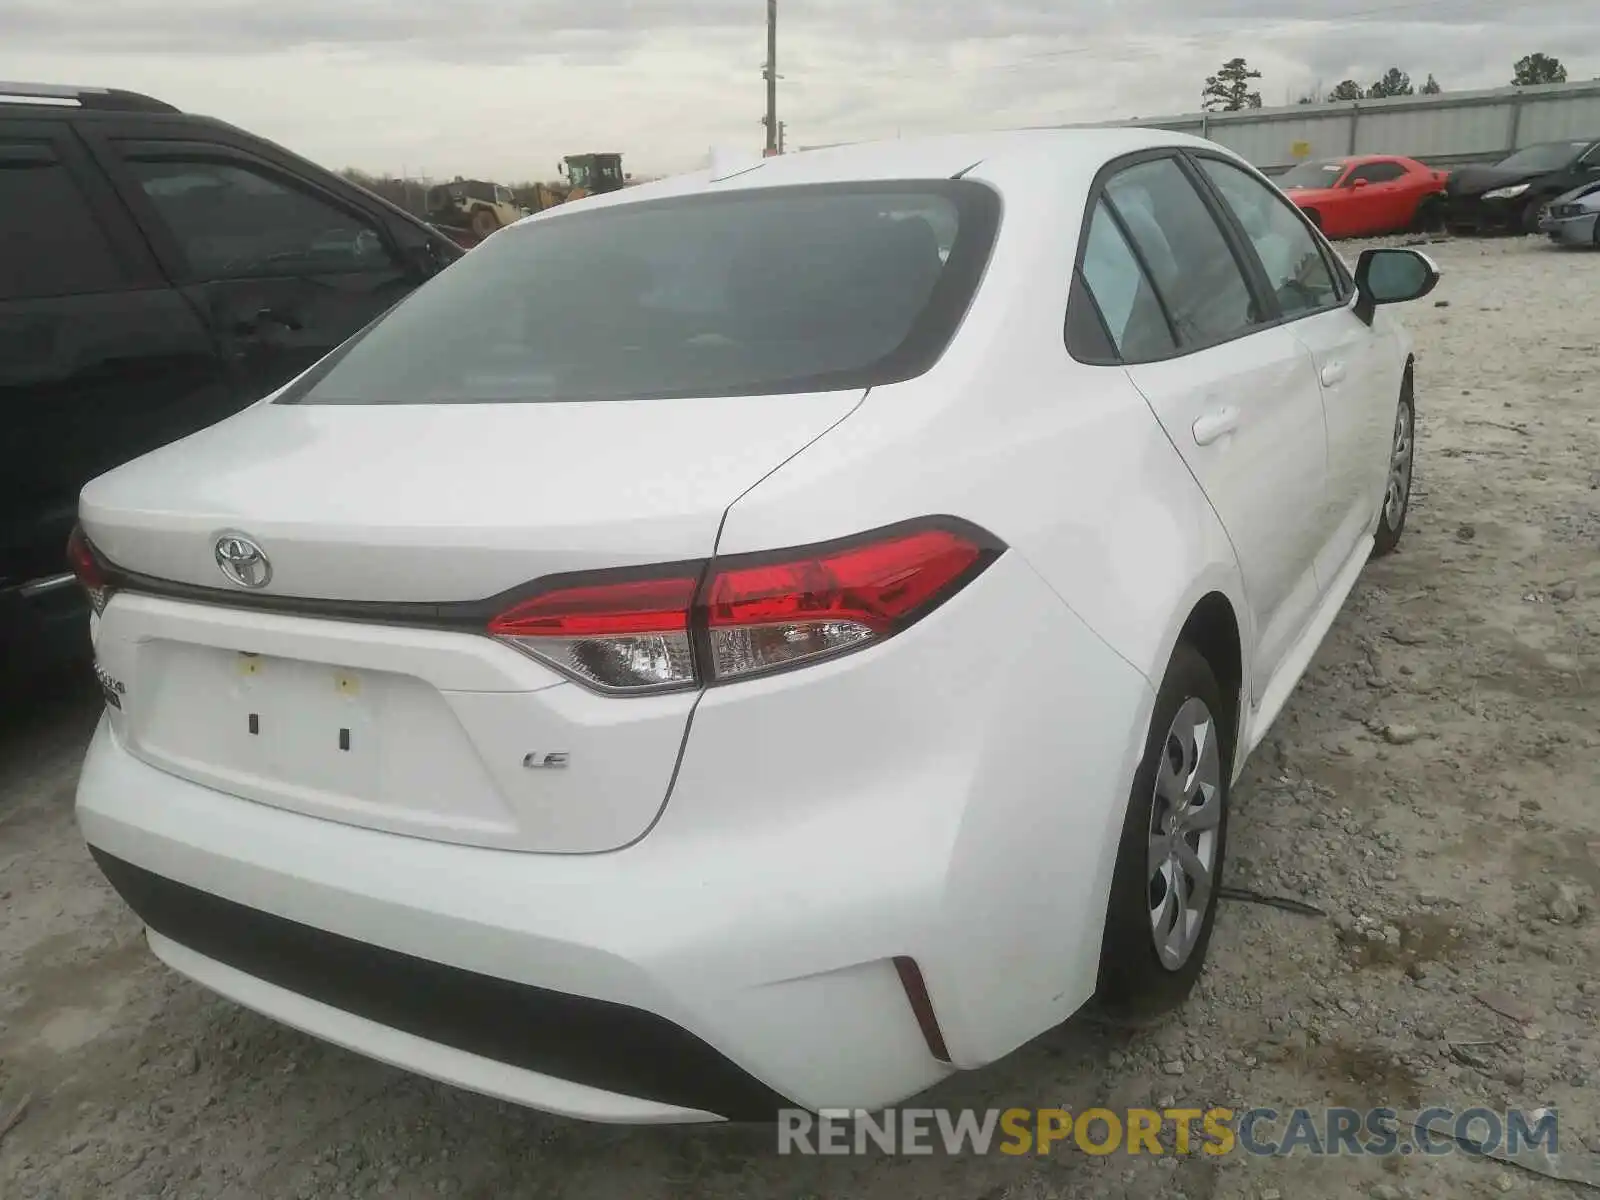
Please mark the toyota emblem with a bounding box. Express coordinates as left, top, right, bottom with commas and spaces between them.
214, 534, 272, 589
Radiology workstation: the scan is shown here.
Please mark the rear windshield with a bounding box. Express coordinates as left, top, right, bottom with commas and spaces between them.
1496, 141, 1588, 172
280, 181, 1000, 405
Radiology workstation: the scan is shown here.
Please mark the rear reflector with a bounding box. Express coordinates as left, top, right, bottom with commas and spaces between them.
490, 518, 1002, 694
892, 956, 952, 1063
67, 525, 113, 615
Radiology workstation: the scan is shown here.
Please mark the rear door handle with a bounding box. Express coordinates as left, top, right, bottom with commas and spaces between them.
1192, 406, 1241, 446
1320, 360, 1347, 387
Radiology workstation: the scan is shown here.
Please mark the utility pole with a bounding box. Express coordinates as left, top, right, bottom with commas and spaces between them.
763, 0, 778, 155
778, 121, 786, 154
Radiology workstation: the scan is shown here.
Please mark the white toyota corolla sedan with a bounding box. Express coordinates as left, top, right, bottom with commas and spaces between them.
72, 127, 1437, 1123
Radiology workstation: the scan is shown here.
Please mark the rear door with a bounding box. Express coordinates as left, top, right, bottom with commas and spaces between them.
0, 117, 229, 591
1088, 153, 1331, 697
81, 125, 423, 404
1191, 153, 1395, 587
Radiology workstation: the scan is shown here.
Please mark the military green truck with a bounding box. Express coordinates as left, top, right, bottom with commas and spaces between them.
425, 178, 529, 240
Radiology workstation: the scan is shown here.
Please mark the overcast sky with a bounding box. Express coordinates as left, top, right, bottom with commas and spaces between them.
5, 0, 1598, 181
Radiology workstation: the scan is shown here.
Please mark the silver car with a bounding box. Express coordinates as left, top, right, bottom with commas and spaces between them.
1539, 181, 1600, 246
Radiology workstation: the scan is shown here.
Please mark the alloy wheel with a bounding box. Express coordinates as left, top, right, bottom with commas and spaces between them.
1146, 697, 1223, 970
1385, 402, 1414, 530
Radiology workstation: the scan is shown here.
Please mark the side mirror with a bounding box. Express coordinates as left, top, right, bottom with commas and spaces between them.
1350, 177, 1371, 189
1353, 248, 1440, 325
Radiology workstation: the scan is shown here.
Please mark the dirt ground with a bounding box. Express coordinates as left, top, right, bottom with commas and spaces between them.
1, 234, 1597, 1200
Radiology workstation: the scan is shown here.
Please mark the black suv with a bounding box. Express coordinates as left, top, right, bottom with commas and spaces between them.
1, 83, 464, 676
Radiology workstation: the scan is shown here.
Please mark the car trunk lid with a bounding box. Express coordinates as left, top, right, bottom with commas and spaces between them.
79, 393, 862, 852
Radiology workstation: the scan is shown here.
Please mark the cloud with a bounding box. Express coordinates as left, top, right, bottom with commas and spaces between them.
4, 0, 1597, 177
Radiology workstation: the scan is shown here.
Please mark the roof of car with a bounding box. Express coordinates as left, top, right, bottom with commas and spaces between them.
546, 126, 1224, 220
722, 127, 1217, 184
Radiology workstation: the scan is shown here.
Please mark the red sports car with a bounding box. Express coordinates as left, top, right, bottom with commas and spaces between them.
1275, 155, 1449, 238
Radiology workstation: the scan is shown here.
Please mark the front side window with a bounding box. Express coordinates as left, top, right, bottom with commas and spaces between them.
124, 157, 395, 280
278, 181, 999, 404
1276, 160, 1347, 190
1103, 157, 1257, 347
1198, 157, 1340, 318
1078, 199, 1174, 361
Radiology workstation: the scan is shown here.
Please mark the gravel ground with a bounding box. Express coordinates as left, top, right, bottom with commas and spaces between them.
1, 235, 1597, 1200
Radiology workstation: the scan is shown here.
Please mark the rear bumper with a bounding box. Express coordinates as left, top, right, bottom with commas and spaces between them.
76, 551, 1155, 1121
79, 722, 931, 1121
91, 847, 783, 1120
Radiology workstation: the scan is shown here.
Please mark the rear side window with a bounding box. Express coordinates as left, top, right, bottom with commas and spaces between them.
1078, 199, 1175, 360
124, 158, 395, 280
1103, 158, 1257, 348
279, 181, 1000, 404
0, 144, 125, 301
1346, 161, 1407, 185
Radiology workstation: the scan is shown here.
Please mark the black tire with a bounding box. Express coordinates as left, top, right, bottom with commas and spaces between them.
1303, 208, 1322, 231
1413, 196, 1443, 234
1372, 379, 1415, 558
1097, 642, 1231, 1015
469, 206, 499, 238
1520, 198, 1545, 235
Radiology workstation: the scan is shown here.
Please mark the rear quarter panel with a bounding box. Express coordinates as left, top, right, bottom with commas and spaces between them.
714, 152, 1251, 697
705, 150, 1253, 1059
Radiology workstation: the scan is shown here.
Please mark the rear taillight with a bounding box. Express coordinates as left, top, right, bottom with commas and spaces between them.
488, 519, 1002, 694
703, 527, 986, 681
487, 573, 701, 694
66, 525, 113, 616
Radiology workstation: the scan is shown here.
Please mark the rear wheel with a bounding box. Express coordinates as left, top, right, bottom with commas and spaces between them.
1413, 196, 1443, 234
1303, 208, 1323, 231
1373, 385, 1415, 557
1098, 643, 1230, 1014
469, 206, 499, 238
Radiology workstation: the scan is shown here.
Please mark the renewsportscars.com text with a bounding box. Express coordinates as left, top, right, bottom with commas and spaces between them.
777, 1106, 1559, 1158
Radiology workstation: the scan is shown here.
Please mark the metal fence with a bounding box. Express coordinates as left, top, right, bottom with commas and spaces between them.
1063, 79, 1600, 175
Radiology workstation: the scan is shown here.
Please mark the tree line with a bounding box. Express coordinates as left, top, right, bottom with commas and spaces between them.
1201, 52, 1570, 112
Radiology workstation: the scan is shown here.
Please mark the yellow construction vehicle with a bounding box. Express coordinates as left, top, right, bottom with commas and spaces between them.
558, 153, 627, 201
429, 156, 628, 248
